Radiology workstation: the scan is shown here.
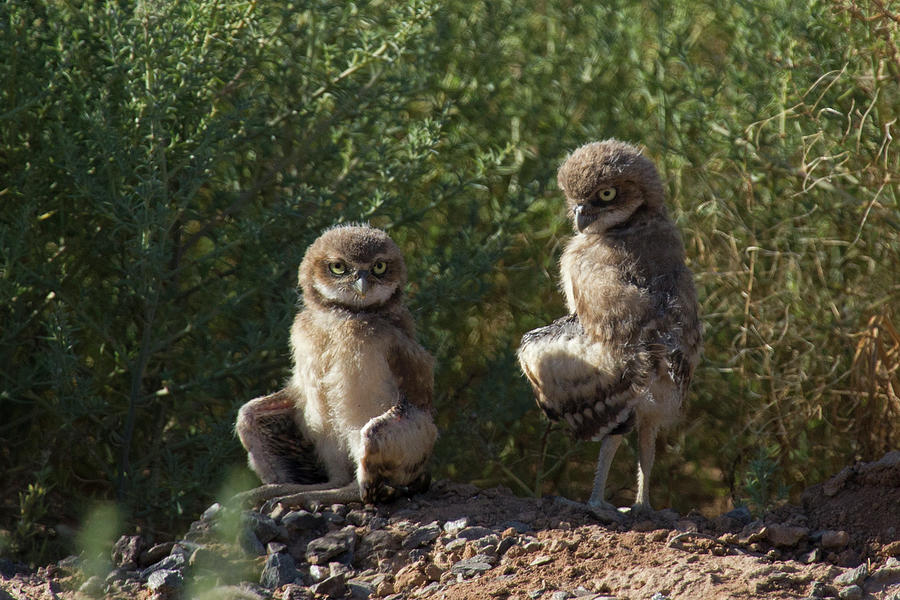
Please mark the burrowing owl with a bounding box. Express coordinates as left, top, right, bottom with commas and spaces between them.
517, 140, 701, 511
236, 224, 437, 508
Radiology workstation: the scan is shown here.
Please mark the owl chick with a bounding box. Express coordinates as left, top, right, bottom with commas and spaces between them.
235, 224, 437, 508
517, 140, 701, 511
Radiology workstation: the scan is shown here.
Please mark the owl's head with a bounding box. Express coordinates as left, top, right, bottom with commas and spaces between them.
557, 139, 665, 234
299, 224, 407, 311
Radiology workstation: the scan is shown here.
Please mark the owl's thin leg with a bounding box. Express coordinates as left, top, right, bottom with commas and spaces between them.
634, 423, 658, 510
588, 434, 623, 510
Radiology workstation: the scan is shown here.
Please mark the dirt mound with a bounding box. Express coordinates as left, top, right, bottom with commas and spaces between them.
2, 453, 899, 600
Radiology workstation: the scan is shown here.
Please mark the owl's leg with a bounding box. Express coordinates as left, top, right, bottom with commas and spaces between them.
358, 400, 438, 504
634, 422, 658, 511
587, 434, 623, 510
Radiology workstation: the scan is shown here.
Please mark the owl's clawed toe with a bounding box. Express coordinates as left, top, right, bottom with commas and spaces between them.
361, 471, 431, 505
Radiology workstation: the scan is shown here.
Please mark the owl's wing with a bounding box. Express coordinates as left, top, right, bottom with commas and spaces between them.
386, 334, 435, 411
237, 390, 329, 485
518, 315, 644, 440
642, 270, 702, 398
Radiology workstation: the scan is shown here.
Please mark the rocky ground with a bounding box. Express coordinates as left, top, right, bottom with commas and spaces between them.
2, 452, 898, 600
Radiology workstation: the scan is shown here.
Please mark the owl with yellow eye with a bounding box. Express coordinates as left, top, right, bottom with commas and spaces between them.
236, 224, 437, 508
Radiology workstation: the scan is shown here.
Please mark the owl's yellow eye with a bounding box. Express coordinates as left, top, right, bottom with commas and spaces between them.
328, 261, 346, 276
372, 261, 387, 275
598, 188, 617, 202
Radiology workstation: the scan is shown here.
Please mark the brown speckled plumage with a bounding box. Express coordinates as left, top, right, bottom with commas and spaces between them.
518, 140, 701, 511
235, 224, 437, 508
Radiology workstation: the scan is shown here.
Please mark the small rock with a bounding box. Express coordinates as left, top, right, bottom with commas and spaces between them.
497, 537, 518, 555
112, 535, 143, 569
309, 564, 330, 582
139, 542, 176, 568
267, 541, 287, 555
550, 592, 570, 600
800, 548, 822, 564
200, 502, 223, 521
281, 583, 314, 600
838, 585, 863, 600
820, 530, 850, 549
358, 529, 401, 557
78, 575, 104, 597
809, 581, 828, 597
871, 560, 900, 586
402, 522, 442, 549
500, 520, 532, 534
723, 506, 753, 525
237, 528, 266, 556
282, 510, 324, 534
530, 555, 553, 567
451, 554, 495, 577
834, 564, 869, 587
346, 510, 371, 527
457, 526, 495, 541
883, 541, 900, 557
423, 563, 444, 582
306, 527, 357, 564
146, 569, 183, 594
310, 574, 347, 598
140, 552, 186, 580
261, 553, 299, 589
650, 593, 671, 600
347, 579, 375, 599
394, 564, 428, 590
766, 524, 809, 547
242, 511, 281, 544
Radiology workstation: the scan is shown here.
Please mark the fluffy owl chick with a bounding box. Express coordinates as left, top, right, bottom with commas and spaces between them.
517, 140, 701, 511
235, 224, 437, 508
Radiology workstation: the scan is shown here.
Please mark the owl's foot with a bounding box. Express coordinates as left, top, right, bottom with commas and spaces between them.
361, 471, 431, 504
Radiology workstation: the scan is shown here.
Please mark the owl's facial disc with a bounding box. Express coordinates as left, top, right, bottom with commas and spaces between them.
316, 257, 397, 309
573, 185, 645, 233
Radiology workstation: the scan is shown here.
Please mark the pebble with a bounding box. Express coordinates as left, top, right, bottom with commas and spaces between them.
260, 553, 299, 589
451, 554, 495, 576
456, 526, 495, 541
530, 555, 553, 566
242, 511, 281, 544
306, 527, 357, 564
237, 528, 266, 556
834, 564, 868, 587
838, 585, 863, 600
140, 552, 186, 580
310, 574, 347, 598
139, 542, 175, 568
77, 575, 104, 597
146, 569, 183, 593
281, 583, 314, 600
820, 530, 850, 549
766, 524, 809, 547
443, 517, 470, 536
282, 510, 324, 533
402, 522, 442, 549
112, 535, 142, 569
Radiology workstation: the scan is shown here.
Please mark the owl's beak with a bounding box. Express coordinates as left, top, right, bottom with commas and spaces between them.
355, 271, 371, 297
574, 204, 591, 232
